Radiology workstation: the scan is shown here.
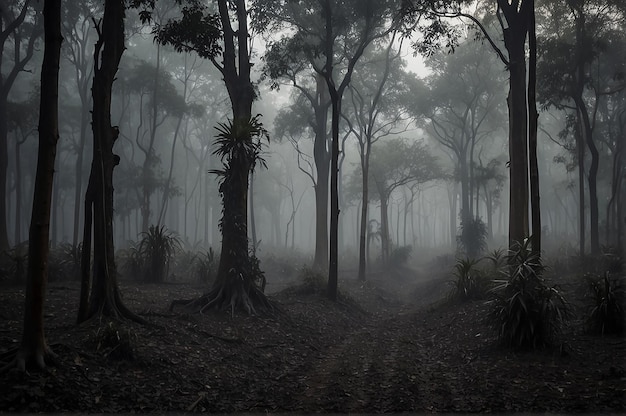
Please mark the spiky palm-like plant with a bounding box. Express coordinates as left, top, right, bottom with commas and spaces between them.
585, 272, 625, 336
171, 115, 273, 315
449, 257, 489, 301
139, 225, 181, 283
489, 238, 570, 349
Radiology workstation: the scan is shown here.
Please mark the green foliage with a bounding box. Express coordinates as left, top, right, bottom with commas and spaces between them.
584, 273, 625, 336
138, 225, 181, 283
457, 217, 488, 259
448, 257, 490, 302
488, 239, 570, 349
388, 245, 412, 268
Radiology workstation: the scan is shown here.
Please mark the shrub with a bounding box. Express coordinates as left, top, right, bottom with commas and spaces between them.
488, 239, 570, 349
2, 243, 28, 282
584, 272, 625, 336
117, 241, 143, 280
89, 320, 137, 361
48, 243, 81, 281
448, 257, 490, 302
297, 266, 327, 295
388, 245, 412, 268
457, 217, 488, 259
193, 248, 217, 284
484, 248, 506, 273
138, 225, 181, 283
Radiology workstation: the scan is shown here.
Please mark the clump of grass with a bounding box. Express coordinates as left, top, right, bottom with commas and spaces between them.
448, 257, 490, 302
296, 266, 327, 295
488, 238, 570, 349
584, 272, 625, 336
193, 247, 217, 284
388, 245, 412, 268
457, 217, 488, 259
90, 320, 137, 361
138, 225, 181, 283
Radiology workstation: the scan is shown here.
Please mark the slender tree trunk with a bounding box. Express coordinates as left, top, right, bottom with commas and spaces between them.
357, 146, 370, 281
0, 98, 9, 251
72, 92, 90, 248
14, 139, 23, 244
380, 192, 390, 265
312, 75, 330, 271
18, 0, 62, 370
327, 96, 340, 301
577, 120, 586, 256
528, 0, 541, 254
249, 169, 257, 253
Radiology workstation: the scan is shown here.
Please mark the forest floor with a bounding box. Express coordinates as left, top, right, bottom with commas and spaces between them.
0, 266, 624, 413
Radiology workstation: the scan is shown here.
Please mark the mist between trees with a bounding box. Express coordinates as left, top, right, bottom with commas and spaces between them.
1, 0, 625, 369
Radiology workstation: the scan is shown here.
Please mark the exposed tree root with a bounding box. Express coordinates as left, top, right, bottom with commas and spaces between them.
80, 288, 151, 326
0, 344, 58, 374
170, 282, 276, 317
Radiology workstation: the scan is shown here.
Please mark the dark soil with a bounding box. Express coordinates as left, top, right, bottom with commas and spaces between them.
0, 268, 624, 413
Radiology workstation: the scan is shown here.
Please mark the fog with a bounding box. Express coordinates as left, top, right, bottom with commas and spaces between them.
3, 0, 624, 274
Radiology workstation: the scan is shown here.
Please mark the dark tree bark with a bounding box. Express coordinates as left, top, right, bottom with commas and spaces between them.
576, 119, 586, 256
0, 0, 41, 251
527, 0, 540, 254
77, 0, 142, 323
163, 0, 273, 314
570, 3, 601, 255
312, 74, 331, 272
15, 0, 61, 370
500, 0, 531, 249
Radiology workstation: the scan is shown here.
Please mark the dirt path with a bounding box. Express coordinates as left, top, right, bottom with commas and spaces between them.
296, 305, 426, 412
1, 277, 624, 413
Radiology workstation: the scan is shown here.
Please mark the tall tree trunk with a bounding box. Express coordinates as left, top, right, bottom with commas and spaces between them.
380, 192, 390, 265
357, 143, 370, 281
577, 119, 586, 256
327, 95, 340, 301
17, 0, 61, 370
312, 74, 330, 271
77, 0, 142, 324
527, 0, 541, 254
72, 105, 89, 247
0, 99, 9, 251
14, 138, 23, 244
503, 15, 530, 248
249, 169, 257, 254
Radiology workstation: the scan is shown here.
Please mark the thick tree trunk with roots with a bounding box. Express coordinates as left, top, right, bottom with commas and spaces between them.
171, 146, 273, 315
77, 0, 143, 324
11, 0, 62, 371
169, 0, 273, 315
